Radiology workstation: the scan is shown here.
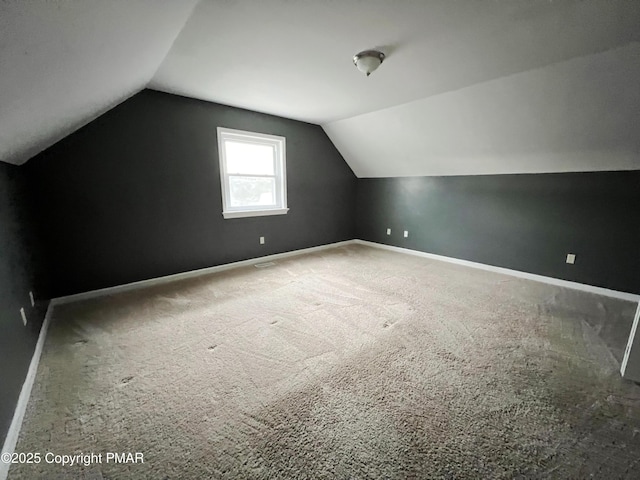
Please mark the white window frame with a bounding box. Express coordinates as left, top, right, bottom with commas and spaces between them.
217, 127, 288, 219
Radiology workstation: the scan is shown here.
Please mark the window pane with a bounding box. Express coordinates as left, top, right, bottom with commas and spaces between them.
225, 141, 275, 175
229, 176, 276, 207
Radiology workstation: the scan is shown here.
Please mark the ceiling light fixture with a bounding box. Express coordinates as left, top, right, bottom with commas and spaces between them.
353, 49, 385, 77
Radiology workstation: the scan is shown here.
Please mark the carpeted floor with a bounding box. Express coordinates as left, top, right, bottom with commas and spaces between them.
8, 244, 640, 479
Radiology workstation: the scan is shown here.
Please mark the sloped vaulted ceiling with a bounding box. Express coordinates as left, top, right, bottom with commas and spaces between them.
324, 43, 640, 177
0, 0, 198, 166
2, 0, 639, 176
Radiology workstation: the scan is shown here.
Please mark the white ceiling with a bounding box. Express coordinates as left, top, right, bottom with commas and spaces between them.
2, 0, 639, 176
0, 0, 198, 166
325, 43, 640, 177
152, 0, 640, 124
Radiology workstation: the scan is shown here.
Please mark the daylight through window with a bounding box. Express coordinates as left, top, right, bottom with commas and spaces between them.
217, 127, 288, 219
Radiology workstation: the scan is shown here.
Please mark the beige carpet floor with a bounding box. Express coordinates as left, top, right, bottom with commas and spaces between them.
8, 244, 640, 479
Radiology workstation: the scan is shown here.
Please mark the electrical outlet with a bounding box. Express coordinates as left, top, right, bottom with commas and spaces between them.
29, 291, 35, 307
404, 230, 409, 238
20, 307, 27, 326
260, 236, 265, 245
566, 253, 576, 264
386, 228, 391, 235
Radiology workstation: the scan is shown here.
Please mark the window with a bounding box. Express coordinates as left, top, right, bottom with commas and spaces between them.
217, 127, 288, 219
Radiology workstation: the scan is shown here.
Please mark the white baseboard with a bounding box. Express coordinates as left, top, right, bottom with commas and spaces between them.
0, 302, 54, 480
0, 240, 353, 478
356, 240, 640, 382
3, 237, 638, 479
354, 240, 640, 303
46, 237, 640, 310
621, 303, 640, 380
54, 240, 355, 305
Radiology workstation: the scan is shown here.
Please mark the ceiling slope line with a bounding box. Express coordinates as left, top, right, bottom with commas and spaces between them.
322, 41, 640, 127
147, 0, 203, 84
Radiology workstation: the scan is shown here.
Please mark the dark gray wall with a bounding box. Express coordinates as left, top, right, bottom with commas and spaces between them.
0, 163, 46, 445
25, 90, 357, 298
357, 172, 640, 294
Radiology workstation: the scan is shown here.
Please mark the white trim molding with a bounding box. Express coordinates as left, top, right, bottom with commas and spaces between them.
217, 127, 287, 220
3, 238, 639, 480
0, 240, 353, 479
43, 239, 640, 306
222, 207, 289, 219
357, 239, 640, 382
621, 302, 640, 381
54, 240, 354, 305
0, 302, 54, 480
355, 240, 640, 303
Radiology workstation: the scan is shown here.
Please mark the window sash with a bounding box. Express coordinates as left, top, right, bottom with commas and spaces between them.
227, 175, 278, 208
217, 127, 288, 218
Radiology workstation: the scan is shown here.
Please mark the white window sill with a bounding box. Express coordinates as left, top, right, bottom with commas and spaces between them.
222, 208, 289, 219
